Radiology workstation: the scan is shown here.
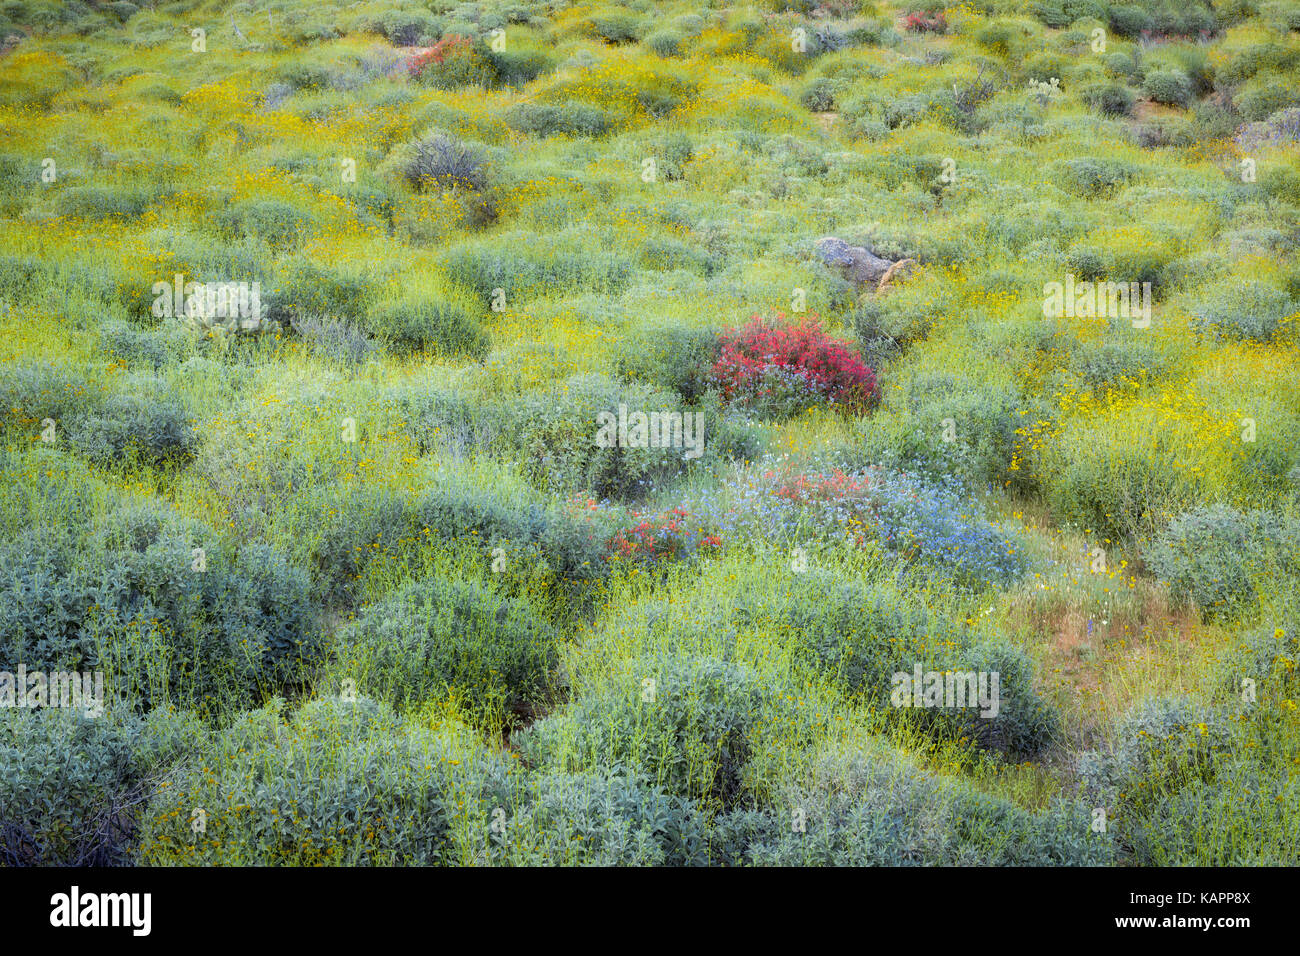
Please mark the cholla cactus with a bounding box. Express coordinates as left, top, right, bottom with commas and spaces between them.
1027, 76, 1061, 104
180, 281, 281, 335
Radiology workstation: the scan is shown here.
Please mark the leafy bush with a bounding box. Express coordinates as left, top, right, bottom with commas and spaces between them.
714, 746, 1113, 865
340, 574, 559, 722
98, 320, 180, 370
0, 365, 195, 467
1143, 68, 1193, 107
1233, 73, 1300, 121
507, 374, 697, 499
368, 9, 441, 46
1190, 279, 1295, 343
613, 321, 720, 403
1065, 338, 1169, 389
216, 199, 312, 248
363, 297, 488, 357
1038, 420, 1195, 542
500, 772, 709, 865
505, 102, 614, 137
441, 237, 630, 302
800, 78, 836, 112
1108, 4, 1153, 34
65, 384, 197, 467
1079, 81, 1136, 116
1145, 505, 1299, 619
53, 186, 155, 222
853, 374, 1046, 495
290, 314, 374, 366
645, 30, 683, 57
299, 480, 607, 608
587, 12, 642, 44
488, 46, 554, 86
0, 504, 320, 714
781, 575, 1056, 755
519, 655, 789, 811
1051, 157, 1136, 197
0, 362, 98, 440
137, 697, 515, 864
0, 708, 198, 865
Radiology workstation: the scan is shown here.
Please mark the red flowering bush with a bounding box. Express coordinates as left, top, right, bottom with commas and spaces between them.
409, 35, 495, 88
773, 468, 872, 505
904, 11, 948, 33
607, 506, 721, 565
710, 314, 881, 416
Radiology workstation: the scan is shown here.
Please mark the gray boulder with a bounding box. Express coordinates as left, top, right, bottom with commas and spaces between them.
814, 236, 893, 285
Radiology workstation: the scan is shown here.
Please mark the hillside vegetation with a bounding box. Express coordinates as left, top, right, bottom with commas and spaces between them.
1, 0, 1298, 865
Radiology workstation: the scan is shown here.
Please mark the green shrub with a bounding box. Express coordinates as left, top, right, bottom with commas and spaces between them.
1066, 340, 1168, 390
851, 371, 1045, 495
266, 259, 372, 324
53, 185, 155, 222
0, 504, 320, 714
1143, 68, 1193, 108
340, 574, 559, 722
299, 480, 606, 608
1190, 278, 1296, 343
519, 655, 788, 810
368, 9, 442, 46
363, 298, 489, 357
505, 102, 614, 137
1109, 4, 1154, 36
1145, 505, 1299, 619
276, 62, 333, 91
507, 374, 696, 499
1079, 81, 1136, 116
1051, 157, 1136, 197
0, 362, 99, 440
587, 12, 642, 44
800, 78, 836, 112
488, 47, 554, 86
714, 746, 1114, 865
1065, 246, 1107, 280
500, 772, 709, 865
645, 30, 683, 57
1025, 52, 1067, 83
779, 574, 1058, 756
612, 321, 720, 403
1081, 696, 1231, 849
1039, 428, 1193, 541
98, 321, 180, 370
637, 235, 715, 274
1234, 74, 1300, 121
975, 20, 1030, 60
216, 198, 312, 248
136, 697, 515, 864
66, 382, 197, 467
0, 709, 197, 865
1261, 163, 1300, 205
442, 237, 630, 302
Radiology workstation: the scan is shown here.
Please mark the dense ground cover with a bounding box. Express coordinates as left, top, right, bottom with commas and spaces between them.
0, 0, 1297, 866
